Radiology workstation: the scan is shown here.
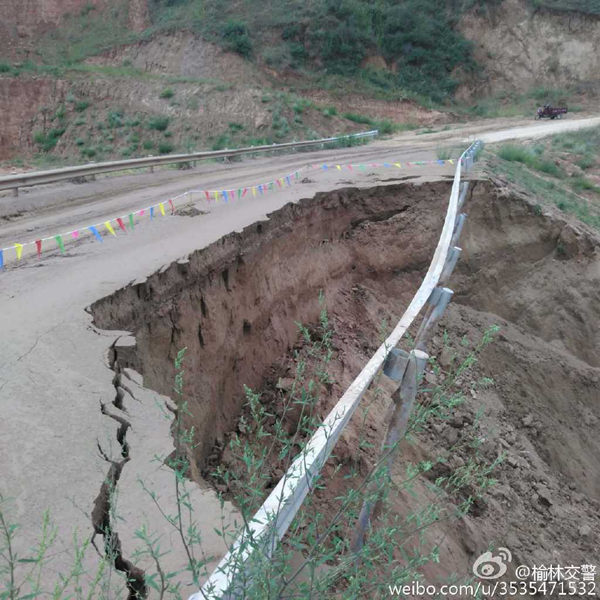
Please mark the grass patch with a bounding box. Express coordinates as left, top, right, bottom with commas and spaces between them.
33, 128, 66, 152
159, 87, 175, 99
570, 176, 600, 194
489, 151, 600, 230
497, 144, 564, 178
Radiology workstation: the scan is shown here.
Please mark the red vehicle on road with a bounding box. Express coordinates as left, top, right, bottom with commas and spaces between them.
536, 104, 568, 120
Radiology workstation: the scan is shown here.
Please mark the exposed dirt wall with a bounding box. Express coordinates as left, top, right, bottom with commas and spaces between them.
459, 0, 600, 97
91, 182, 449, 465
91, 178, 600, 585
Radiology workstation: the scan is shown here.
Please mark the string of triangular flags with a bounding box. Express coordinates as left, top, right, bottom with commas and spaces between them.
0, 157, 460, 269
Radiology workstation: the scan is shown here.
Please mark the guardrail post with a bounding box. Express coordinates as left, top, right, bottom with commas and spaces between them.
351, 348, 429, 555
439, 247, 462, 285
415, 287, 453, 351
382, 348, 410, 383
457, 182, 469, 212
450, 213, 467, 248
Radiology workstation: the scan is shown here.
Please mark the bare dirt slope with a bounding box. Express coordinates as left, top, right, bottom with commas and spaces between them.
459, 0, 600, 97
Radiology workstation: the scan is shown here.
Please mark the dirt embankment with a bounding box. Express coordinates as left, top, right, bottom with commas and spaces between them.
90, 179, 600, 586
459, 0, 600, 97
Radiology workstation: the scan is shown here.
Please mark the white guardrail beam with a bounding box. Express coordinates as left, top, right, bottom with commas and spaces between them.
191, 139, 482, 600
0, 130, 379, 196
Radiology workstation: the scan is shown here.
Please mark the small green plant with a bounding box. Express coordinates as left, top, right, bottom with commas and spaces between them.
33, 128, 65, 152
81, 146, 96, 158
142, 140, 154, 151
159, 87, 174, 99
74, 100, 90, 112
147, 116, 170, 132
158, 141, 174, 154
107, 110, 124, 128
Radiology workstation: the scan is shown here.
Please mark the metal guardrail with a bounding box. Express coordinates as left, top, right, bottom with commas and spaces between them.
0, 130, 379, 196
191, 140, 483, 599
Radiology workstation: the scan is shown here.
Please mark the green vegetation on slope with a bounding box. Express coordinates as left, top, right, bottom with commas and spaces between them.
531, 0, 600, 15
488, 127, 600, 230
148, 0, 477, 102
21, 0, 478, 104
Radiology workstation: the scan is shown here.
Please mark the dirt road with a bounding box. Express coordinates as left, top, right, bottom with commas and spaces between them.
0, 114, 598, 595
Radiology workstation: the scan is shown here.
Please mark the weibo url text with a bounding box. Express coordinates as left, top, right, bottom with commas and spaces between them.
388, 580, 597, 597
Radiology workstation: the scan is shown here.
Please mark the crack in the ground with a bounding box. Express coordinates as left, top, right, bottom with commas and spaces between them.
90, 340, 147, 598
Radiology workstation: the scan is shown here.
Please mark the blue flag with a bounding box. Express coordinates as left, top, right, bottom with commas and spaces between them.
88, 226, 103, 242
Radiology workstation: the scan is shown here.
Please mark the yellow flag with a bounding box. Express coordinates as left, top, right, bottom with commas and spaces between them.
252, 187, 257, 197
159, 202, 165, 216
214, 191, 218, 201
448, 159, 454, 164
395, 162, 402, 168
14, 243, 23, 260
336, 165, 341, 170
105, 221, 116, 236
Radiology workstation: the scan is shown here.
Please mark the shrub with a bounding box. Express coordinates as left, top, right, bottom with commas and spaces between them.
147, 116, 170, 131
343, 112, 374, 125
75, 138, 85, 146
81, 147, 96, 158
0, 63, 11, 73
221, 20, 252, 57
33, 128, 65, 152
160, 87, 175, 99
107, 110, 124, 128
158, 142, 174, 154
142, 140, 154, 150
211, 134, 231, 151
375, 119, 397, 135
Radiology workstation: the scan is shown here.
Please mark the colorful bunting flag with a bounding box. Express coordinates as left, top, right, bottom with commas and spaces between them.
159, 202, 165, 216
15, 243, 23, 260
150, 207, 155, 220
36, 240, 42, 257
89, 226, 103, 242
128, 213, 134, 230
242, 188, 248, 198
55, 235, 65, 254
0, 249, 3, 270
169, 199, 175, 214
105, 221, 116, 236
205, 191, 210, 201
71, 230, 79, 239
116, 218, 127, 233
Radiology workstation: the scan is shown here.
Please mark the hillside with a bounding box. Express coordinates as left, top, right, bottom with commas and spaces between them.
1, 0, 599, 166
